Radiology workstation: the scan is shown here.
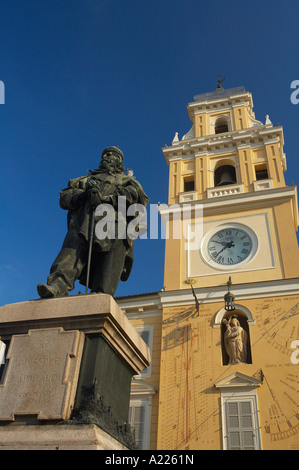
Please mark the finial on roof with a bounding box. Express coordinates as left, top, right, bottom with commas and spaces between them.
265, 115, 272, 125
217, 75, 225, 89
172, 131, 179, 144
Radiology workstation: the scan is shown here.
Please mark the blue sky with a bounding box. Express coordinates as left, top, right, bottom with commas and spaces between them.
1, 0, 299, 306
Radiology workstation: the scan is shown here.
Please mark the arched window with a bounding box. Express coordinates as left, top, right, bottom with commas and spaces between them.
214, 164, 237, 186
215, 117, 229, 134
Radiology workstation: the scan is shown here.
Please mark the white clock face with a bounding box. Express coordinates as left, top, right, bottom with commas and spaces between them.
207, 227, 253, 266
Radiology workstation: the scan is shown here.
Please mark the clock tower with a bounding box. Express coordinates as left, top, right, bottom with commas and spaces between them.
155, 86, 299, 450
161, 85, 299, 290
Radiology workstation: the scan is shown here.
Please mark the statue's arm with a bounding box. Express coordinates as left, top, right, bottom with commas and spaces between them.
59, 177, 88, 210
115, 184, 140, 204
101, 179, 148, 207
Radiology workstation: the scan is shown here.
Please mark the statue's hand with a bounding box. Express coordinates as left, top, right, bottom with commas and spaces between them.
85, 178, 99, 190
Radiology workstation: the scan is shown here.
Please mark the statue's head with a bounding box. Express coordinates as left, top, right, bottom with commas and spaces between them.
99, 146, 125, 173
230, 317, 240, 328
223, 315, 240, 329
102, 146, 124, 161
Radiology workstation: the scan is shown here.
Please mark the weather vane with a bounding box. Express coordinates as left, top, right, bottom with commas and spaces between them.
217, 75, 225, 89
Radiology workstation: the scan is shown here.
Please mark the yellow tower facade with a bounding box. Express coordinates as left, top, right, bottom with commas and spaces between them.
162, 86, 299, 291
118, 86, 299, 450
157, 86, 299, 450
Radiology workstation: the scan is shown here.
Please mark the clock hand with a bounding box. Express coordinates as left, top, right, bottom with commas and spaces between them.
216, 241, 235, 256
216, 246, 228, 256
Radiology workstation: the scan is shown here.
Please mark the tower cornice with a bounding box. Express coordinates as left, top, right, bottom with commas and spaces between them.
162, 125, 284, 164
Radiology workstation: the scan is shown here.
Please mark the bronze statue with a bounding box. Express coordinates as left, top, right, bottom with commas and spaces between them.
37, 146, 149, 298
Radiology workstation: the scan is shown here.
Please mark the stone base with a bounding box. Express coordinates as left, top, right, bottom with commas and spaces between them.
0, 424, 128, 450
0, 294, 151, 449
0, 294, 150, 375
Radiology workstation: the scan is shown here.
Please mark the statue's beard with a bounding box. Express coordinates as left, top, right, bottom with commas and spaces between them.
98, 159, 125, 174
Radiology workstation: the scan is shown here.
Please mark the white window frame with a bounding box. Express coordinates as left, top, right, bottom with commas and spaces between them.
220, 390, 262, 450
215, 372, 262, 450
129, 393, 153, 450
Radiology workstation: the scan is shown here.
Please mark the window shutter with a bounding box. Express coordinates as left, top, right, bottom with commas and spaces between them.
227, 401, 256, 450
140, 329, 150, 345
138, 328, 151, 377
129, 404, 146, 449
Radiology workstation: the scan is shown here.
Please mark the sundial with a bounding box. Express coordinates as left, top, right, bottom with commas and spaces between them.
255, 297, 299, 443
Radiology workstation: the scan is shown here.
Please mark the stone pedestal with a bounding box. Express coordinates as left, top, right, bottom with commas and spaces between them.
0, 294, 150, 450
0, 424, 128, 450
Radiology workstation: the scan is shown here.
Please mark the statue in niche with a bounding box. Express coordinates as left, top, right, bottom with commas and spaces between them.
37, 146, 149, 299
222, 316, 248, 364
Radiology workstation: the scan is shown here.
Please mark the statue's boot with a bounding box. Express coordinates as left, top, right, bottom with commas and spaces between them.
37, 283, 57, 298
37, 279, 68, 299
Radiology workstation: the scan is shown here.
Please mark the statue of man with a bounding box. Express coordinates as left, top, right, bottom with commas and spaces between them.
223, 316, 248, 364
37, 146, 149, 298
